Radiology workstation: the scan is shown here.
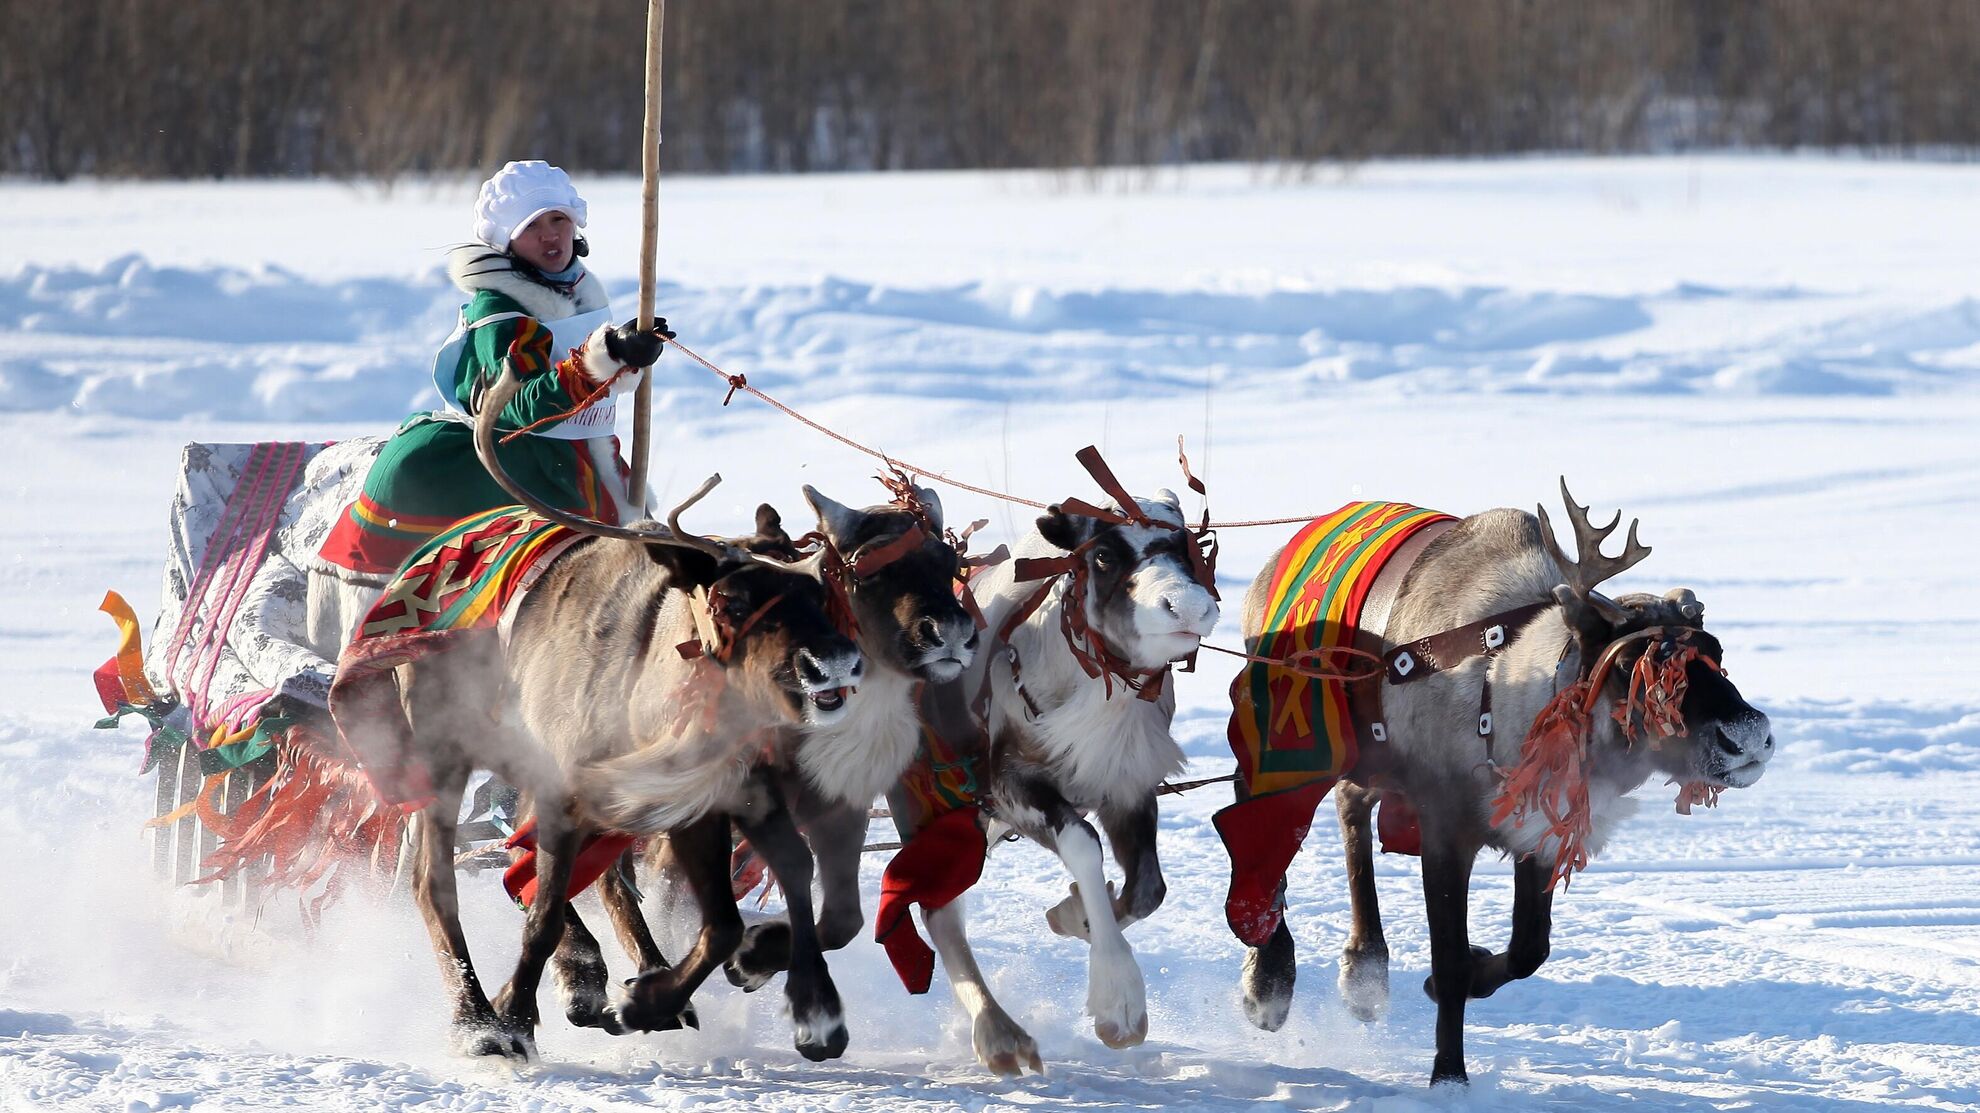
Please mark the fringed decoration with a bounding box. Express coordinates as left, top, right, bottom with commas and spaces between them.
192, 729, 412, 916
1673, 779, 1723, 815
663, 655, 728, 738
1489, 680, 1595, 891
1617, 641, 1701, 743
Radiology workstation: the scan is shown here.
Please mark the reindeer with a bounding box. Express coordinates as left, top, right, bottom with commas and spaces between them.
548, 482, 981, 1019
901, 480, 1220, 1074
719, 483, 983, 984
329, 370, 866, 1064
1232, 483, 1775, 1086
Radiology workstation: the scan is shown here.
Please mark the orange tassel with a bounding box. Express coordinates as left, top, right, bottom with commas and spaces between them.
1491, 680, 1595, 891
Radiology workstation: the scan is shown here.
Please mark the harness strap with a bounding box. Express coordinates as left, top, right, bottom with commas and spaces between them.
849, 524, 928, 578
1383, 601, 1554, 687
1381, 598, 1554, 757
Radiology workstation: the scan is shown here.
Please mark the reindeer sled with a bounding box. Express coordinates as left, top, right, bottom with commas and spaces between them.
92, 438, 528, 913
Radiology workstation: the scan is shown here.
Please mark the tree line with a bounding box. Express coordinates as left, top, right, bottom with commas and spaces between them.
3, 0, 1977, 181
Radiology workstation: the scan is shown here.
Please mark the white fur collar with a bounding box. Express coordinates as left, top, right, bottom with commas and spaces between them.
446, 244, 611, 321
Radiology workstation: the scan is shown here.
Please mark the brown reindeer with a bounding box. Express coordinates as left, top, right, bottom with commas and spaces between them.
1231, 483, 1775, 1086
330, 368, 867, 1063
717, 483, 982, 985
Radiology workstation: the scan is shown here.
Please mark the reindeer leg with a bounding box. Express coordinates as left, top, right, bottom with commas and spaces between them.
1098, 792, 1166, 931
593, 850, 696, 1031
806, 799, 871, 952
1030, 805, 1148, 1050
410, 772, 530, 1060
725, 796, 869, 989
1418, 833, 1479, 1087
550, 902, 629, 1035
618, 815, 738, 1032
733, 791, 850, 1062
598, 850, 668, 972
489, 803, 577, 1050
1336, 781, 1389, 1022
1463, 853, 1554, 999
926, 896, 1043, 1076
1240, 883, 1298, 1032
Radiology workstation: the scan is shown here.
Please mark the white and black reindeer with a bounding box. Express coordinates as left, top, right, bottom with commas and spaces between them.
901, 452, 1221, 1074
1234, 483, 1775, 1086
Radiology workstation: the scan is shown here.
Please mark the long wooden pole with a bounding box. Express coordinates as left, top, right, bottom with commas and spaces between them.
629, 0, 665, 504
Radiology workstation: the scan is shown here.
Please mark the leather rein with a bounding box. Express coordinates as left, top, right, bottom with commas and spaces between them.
987, 444, 1220, 721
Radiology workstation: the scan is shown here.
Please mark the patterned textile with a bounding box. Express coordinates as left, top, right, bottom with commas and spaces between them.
329, 507, 583, 804
1213, 502, 1453, 947
96, 440, 410, 905
138, 439, 381, 726
891, 716, 988, 841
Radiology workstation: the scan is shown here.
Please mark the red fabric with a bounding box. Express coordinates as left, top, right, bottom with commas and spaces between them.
500, 816, 638, 908
1375, 792, 1422, 856
876, 805, 988, 993
93, 657, 126, 714
729, 840, 770, 902
1211, 781, 1330, 947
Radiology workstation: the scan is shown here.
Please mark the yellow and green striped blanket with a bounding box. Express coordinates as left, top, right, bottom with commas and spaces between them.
1214, 501, 1453, 946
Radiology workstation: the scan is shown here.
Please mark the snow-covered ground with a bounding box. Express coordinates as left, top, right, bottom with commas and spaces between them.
2, 156, 1977, 1111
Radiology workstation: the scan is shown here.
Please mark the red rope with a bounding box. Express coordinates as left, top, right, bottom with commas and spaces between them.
663, 336, 1322, 527
665, 338, 1053, 510
1196, 640, 1390, 683
499, 365, 627, 444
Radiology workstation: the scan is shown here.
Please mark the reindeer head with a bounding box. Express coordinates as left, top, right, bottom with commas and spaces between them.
1036, 489, 1221, 670
798, 484, 980, 684
1541, 481, 1774, 790
650, 537, 865, 730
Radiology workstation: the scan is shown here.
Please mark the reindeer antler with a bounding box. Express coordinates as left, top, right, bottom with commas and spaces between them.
473, 366, 737, 555
663, 474, 733, 561
1537, 478, 1652, 600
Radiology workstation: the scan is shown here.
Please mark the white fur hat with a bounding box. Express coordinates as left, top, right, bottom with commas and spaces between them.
473, 160, 589, 251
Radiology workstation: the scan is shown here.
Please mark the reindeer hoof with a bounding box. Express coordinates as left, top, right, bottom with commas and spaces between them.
973, 1009, 1044, 1076
1087, 942, 1149, 1050
724, 922, 790, 992
618, 969, 700, 1033
1242, 922, 1299, 1031
454, 1018, 536, 1062
793, 1002, 849, 1062
566, 993, 629, 1035
1338, 948, 1389, 1023
560, 972, 630, 1035
615, 994, 698, 1033
1094, 1013, 1149, 1049
1421, 946, 1493, 1002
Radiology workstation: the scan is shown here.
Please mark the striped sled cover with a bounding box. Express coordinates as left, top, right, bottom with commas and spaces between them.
1213, 501, 1453, 947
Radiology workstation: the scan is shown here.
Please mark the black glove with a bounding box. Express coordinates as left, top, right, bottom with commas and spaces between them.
604, 317, 674, 368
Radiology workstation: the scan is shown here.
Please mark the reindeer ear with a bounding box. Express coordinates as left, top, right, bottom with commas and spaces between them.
804, 485, 864, 548
755, 503, 790, 545
647, 543, 724, 589
915, 485, 944, 532
1553, 582, 1621, 670
1036, 504, 1088, 552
